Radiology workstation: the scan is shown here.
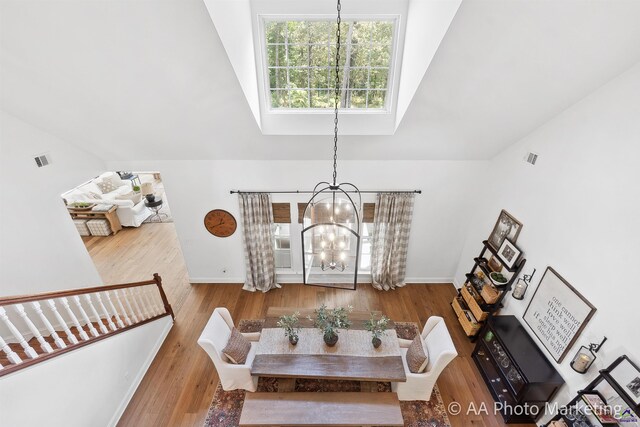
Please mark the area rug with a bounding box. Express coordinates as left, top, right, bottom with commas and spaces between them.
203, 320, 451, 427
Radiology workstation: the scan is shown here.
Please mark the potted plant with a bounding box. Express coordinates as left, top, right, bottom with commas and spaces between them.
365, 313, 390, 348
311, 304, 352, 347
277, 311, 301, 345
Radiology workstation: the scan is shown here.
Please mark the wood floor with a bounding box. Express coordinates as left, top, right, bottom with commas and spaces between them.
84, 223, 533, 427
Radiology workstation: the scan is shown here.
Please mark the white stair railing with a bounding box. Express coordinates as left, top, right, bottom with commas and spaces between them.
0, 274, 173, 377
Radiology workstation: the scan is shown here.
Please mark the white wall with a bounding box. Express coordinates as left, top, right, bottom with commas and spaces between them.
0, 316, 172, 427
0, 111, 105, 296
107, 159, 486, 283
455, 63, 640, 419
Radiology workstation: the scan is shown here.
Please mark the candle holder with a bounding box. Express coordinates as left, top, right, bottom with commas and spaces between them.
512, 268, 536, 300
570, 337, 607, 374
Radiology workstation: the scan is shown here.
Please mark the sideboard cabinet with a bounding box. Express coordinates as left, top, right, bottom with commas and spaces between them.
473, 315, 565, 423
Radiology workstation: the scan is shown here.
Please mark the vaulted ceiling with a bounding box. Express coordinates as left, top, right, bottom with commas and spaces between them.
1, 0, 640, 160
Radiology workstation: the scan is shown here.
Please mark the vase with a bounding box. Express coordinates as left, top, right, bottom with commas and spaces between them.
289, 335, 298, 345
372, 337, 382, 348
324, 332, 338, 347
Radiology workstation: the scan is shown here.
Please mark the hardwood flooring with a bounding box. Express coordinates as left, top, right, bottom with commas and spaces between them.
84, 223, 533, 427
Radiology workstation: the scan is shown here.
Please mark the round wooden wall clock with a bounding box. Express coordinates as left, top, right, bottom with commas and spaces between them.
204, 209, 237, 238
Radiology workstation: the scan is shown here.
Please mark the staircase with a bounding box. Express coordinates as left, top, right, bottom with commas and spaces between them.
0, 273, 173, 376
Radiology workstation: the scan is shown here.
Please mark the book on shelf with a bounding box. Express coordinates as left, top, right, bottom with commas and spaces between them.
581, 393, 619, 424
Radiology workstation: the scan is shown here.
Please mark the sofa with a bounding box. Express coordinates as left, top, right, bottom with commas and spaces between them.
62, 172, 152, 227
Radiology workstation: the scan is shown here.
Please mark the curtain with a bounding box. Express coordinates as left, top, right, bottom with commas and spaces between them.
371, 193, 415, 291
239, 193, 280, 292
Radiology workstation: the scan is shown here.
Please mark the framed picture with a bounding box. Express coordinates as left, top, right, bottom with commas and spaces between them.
497, 239, 521, 268
488, 210, 522, 250
609, 356, 640, 406
523, 267, 596, 363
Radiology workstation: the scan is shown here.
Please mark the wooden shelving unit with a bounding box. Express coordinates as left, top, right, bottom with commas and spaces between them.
451, 240, 526, 341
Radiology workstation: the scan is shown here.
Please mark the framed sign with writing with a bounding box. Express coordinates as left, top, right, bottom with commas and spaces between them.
523, 267, 596, 363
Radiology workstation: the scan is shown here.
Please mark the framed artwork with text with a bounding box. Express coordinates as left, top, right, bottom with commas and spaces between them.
523, 267, 596, 363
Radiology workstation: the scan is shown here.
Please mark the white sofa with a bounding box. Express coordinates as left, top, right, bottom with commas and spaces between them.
62, 172, 151, 227
198, 307, 261, 392
393, 316, 458, 401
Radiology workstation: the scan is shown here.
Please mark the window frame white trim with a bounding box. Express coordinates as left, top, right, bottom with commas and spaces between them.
257, 14, 401, 115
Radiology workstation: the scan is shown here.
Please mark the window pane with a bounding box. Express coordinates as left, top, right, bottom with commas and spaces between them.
370, 45, 391, 67
368, 90, 386, 108
288, 45, 309, 67
369, 68, 388, 89
371, 22, 393, 42
309, 45, 329, 67
349, 68, 368, 89
351, 44, 370, 68
287, 21, 309, 44
267, 45, 287, 68
271, 90, 288, 108
310, 67, 329, 89
349, 90, 367, 109
352, 22, 371, 44
289, 89, 310, 108
309, 21, 331, 43
310, 90, 330, 108
266, 22, 286, 44
288, 68, 308, 89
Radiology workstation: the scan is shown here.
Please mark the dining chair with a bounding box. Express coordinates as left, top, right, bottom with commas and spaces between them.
393, 316, 458, 401
197, 307, 261, 392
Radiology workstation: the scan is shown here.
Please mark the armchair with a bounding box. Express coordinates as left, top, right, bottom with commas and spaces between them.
392, 316, 458, 401
197, 307, 260, 392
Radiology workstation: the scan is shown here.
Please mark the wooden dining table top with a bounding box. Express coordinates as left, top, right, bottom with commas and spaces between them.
250, 307, 407, 383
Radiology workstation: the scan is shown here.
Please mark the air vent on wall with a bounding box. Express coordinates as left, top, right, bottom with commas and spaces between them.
34, 153, 51, 168
525, 152, 538, 166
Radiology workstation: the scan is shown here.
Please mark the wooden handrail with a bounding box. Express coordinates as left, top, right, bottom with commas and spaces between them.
0, 278, 158, 306
0, 274, 174, 377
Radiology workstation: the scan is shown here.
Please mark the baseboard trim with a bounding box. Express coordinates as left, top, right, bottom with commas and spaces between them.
189, 276, 455, 285
108, 317, 173, 427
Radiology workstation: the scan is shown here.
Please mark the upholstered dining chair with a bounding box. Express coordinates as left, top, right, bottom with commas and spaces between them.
197, 307, 261, 392
392, 316, 458, 401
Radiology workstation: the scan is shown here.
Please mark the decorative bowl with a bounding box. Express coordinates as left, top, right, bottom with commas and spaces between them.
489, 271, 508, 287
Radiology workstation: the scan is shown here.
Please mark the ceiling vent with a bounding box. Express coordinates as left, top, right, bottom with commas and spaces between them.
525, 152, 538, 166
34, 153, 52, 168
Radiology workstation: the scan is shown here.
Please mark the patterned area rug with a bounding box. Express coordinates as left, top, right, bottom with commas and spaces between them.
203, 320, 451, 427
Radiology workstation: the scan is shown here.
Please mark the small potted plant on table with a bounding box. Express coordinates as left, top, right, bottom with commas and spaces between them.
311, 304, 352, 347
365, 313, 390, 348
277, 311, 300, 345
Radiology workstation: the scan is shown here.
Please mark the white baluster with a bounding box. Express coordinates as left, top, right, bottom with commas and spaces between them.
72, 296, 100, 338
14, 304, 54, 353
94, 293, 117, 331
141, 286, 159, 317
31, 302, 66, 349
111, 290, 131, 326
130, 287, 147, 320
0, 307, 38, 359
46, 299, 79, 345
116, 289, 136, 325
0, 335, 22, 364
103, 291, 125, 328
83, 294, 109, 334
60, 297, 89, 341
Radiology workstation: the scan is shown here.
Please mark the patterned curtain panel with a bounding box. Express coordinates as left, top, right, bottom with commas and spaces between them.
371, 193, 415, 291
238, 193, 280, 292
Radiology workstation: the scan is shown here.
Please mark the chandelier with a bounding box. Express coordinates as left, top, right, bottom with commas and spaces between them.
301, 0, 361, 289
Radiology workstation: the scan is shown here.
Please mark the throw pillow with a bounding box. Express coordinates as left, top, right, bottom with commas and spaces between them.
406, 335, 429, 373
222, 328, 251, 364
97, 178, 116, 194
116, 191, 143, 205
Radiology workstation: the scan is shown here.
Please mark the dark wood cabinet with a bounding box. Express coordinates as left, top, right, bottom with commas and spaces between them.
473, 315, 565, 423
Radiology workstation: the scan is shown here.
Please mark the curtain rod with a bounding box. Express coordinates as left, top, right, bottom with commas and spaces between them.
230, 190, 422, 195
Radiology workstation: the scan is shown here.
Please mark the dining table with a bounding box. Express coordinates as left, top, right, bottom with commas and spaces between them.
250, 307, 407, 392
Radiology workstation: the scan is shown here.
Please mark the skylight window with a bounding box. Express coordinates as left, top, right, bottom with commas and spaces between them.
264, 20, 395, 110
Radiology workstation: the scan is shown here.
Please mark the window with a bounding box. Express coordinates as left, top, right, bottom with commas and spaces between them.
273, 223, 292, 268
265, 20, 394, 110
360, 223, 373, 271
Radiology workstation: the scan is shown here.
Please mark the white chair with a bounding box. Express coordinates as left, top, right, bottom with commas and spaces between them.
197, 307, 261, 392
392, 316, 458, 401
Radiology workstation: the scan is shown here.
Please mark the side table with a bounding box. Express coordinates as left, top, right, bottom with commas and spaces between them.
68, 205, 122, 235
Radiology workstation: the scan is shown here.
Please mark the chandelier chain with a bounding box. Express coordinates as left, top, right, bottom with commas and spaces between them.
332, 0, 341, 186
